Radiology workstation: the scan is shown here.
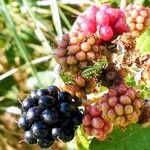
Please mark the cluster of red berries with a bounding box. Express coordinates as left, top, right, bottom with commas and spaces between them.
82, 105, 113, 141
125, 3, 150, 37
55, 32, 104, 74
72, 4, 128, 42
98, 83, 143, 127
63, 76, 97, 99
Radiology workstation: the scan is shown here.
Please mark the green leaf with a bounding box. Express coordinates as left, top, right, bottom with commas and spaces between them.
89, 124, 150, 150
136, 28, 150, 53
0, 98, 19, 107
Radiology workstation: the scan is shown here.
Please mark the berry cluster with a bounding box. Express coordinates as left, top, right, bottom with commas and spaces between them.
82, 105, 113, 141
63, 76, 97, 99
18, 86, 83, 148
55, 32, 104, 74
72, 4, 128, 42
98, 83, 143, 127
125, 3, 150, 37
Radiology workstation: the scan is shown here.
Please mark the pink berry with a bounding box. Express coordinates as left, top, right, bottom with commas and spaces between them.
106, 8, 119, 24
118, 10, 126, 19
100, 3, 111, 13
82, 114, 92, 126
92, 117, 104, 129
92, 128, 104, 137
85, 105, 92, 114
80, 19, 97, 33
100, 26, 114, 41
84, 5, 99, 20
96, 11, 110, 26
83, 126, 93, 136
90, 106, 101, 117
76, 15, 86, 25
113, 18, 127, 34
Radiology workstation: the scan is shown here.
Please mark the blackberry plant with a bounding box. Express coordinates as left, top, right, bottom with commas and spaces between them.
13, 1, 150, 150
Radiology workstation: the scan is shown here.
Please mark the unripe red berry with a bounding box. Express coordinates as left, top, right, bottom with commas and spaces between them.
58, 40, 68, 48
106, 8, 119, 24
55, 48, 67, 58
96, 134, 107, 141
83, 126, 93, 136
82, 114, 92, 126
108, 88, 118, 96
87, 51, 96, 60
107, 109, 116, 121
75, 76, 86, 87
127, 112, 138, 123
103, 122, 113, 133
92, 128, 104, 138
69, 32, 78, 37
115, 116, 126, 127
85, 105, 92, 114
70, 37, 80, 45
108, 96, 118, 107
120, 95, 132, 105
100, 26, 114, 41
125, 105, 134, 115
76, 51, 86, 61
126, 88, 136, 100
117, 84, 127, 95
100, 3, 111, 13
101, 94, 109, 101
90, 106, 101, 117
87, 37, 96, 45
101, 102, 110, 112
81, 42, 91, 52
92, 117, 104, 129
62, 34, 69, 41
114, 104, 124, 116
133, 99, 142, 110
67, 45, 80, 54
78, 33, 86, 41
67, 55, 78, 65
80, 19, 97, 33
92, 45, 99, 52
96, 11, 110, 26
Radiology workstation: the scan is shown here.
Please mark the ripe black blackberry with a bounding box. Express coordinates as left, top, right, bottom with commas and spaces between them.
18, 85, 83, 149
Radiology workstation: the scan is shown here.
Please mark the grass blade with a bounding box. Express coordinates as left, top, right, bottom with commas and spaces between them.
22, 0, 53, 53
50, 0, 63, 37
59, 8, 71, 30
0, 0, 42, 87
